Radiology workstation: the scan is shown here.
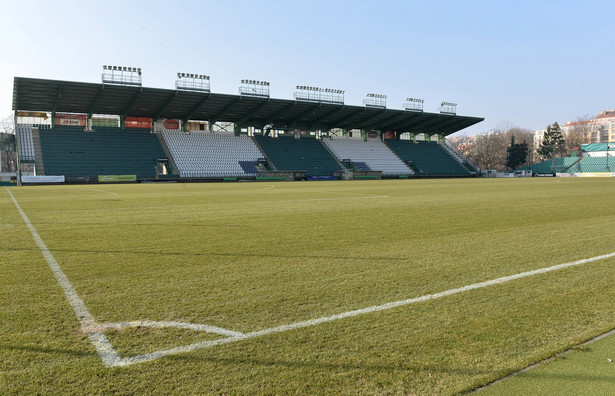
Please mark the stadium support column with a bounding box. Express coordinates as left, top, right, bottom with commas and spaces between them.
234, 123, 240, 137
410, 132, 416, 143
361, 129, 367, 141
438, 133, 445, 143
14, 110, 21, 186
425, 133, 432, 142
342, 128, 349, 137
120, 116, 125, 131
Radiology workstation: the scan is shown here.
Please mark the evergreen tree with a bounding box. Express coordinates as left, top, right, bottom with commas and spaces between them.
505, 135, 529, 170
538, 122, 566, 159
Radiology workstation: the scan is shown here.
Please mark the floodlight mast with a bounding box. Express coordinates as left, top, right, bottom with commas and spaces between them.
102, 65, 142, 86
239, 79, 270, 97
363, 93, 387, 109
294, 85, 344, 105
403, 97, 424, 112
438, 101, 457, 115
176, 72, 211, 92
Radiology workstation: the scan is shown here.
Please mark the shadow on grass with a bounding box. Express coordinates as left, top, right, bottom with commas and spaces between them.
160, 353, 488, 377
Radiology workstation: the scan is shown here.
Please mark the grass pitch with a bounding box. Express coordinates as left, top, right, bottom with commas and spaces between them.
2, 178, 615, 394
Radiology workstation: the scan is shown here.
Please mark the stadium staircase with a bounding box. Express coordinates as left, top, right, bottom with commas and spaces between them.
17, 124, 45, 174
321, 137, 412, 176
32, 128, 45, 175
440, 139, 480, 174
161, 131, 263, 178
154, 132, 180, 176
385, 140, 472, 176
253, 135, 343, 177
38, 127, 166, 178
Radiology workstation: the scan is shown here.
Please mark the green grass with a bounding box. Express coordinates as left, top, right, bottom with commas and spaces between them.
2, 178, 615, 394
479, 331, 615, 394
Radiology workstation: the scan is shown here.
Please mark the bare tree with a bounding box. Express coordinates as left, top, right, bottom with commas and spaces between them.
467, 132, 509, 170
0, 115, 16, 172
0, 115, 14, 135
565, 114, 593, 149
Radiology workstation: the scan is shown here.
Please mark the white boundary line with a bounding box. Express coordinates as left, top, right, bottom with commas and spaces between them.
6, 186, 615, 368
6, 188, 122, 367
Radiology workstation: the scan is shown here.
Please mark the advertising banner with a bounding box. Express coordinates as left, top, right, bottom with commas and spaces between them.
98, 175, 137, 182
22, 175, 65, 183
163, 119, 180, 129
55, 113, 87, 126
125, 117, 151, 129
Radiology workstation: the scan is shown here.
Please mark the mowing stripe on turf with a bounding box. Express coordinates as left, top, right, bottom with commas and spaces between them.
46, 194, 390, 214
89, 188, 118, 195
6, 188, 122, 367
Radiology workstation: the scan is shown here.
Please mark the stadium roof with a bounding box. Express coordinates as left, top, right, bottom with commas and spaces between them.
13, 77, 483, 135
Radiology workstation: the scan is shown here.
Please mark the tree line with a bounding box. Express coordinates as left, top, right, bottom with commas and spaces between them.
453, 121, 569, 171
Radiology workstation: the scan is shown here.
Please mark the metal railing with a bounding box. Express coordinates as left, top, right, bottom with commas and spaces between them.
440, 138, 480, 173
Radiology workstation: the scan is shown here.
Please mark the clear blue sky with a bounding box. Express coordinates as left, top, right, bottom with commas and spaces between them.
1, 0, 613, 135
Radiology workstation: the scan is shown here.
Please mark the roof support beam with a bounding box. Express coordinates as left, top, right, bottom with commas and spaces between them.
235, 99, 270, 127
370, 112, 409, 132
181, 93, 211, 123
307, 105, 346, 130
287, 103, 321, 127
326, 107, 365, 129
153, 91, 178, 120
209, 97, 241, 125
389, 114, 432, 133
397, 115, 446, 134
51, 86, 62, 127
122, 90, 143, 118
424, 116, 460, 135
87, 85, 105, 117
353, 109, 388, 130
260, 102, 296, 128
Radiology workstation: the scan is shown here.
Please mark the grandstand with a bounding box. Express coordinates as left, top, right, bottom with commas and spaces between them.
12, 75, 484, 183
254, 135, 343, 177
322, 137, 412, 176
386, 140, 473, 176
162, 130, 262, 178
38, 126, 166, 179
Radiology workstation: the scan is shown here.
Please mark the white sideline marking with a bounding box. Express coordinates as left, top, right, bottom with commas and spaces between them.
89, 188, 118, 195
7, 187, 615, 368
117, 250, 615, 367
6, 188, 122, 367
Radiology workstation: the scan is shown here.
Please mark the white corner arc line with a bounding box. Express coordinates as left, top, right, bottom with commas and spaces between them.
90, 321, 243, 337
6, 188, 122, 367
117, 251, 615, 367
